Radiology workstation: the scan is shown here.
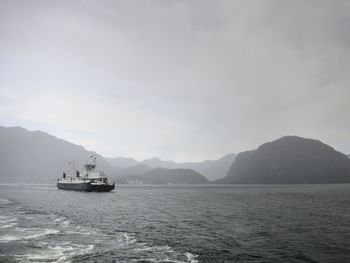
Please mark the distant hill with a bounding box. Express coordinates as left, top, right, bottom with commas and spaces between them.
177, 153, 236, 181
217, 136, 350, 184
105, 157, 139, 169
142, 157, 178, 169
138, 154, 236, 181
348, 154, 350, 159
0, 126, 118, 183
119, 163, 152, 176
122, 168, 209, 184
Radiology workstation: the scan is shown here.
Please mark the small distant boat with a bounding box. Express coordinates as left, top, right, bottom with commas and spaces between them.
57, 157, 115, 192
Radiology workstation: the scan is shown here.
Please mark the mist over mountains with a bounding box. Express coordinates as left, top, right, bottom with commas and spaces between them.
106, 154, 236, 181
0, 126, 114, 183
0, 126, 231, 184
1, 126, 350, 184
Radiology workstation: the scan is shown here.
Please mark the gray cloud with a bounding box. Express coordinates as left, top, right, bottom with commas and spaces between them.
0, 0, 350, 161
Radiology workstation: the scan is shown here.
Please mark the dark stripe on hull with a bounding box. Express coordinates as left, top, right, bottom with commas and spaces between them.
57, 182, 115, 192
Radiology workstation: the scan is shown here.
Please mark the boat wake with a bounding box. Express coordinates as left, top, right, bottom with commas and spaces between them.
0, 196, 198, 262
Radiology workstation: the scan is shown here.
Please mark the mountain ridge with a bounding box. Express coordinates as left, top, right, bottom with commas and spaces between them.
120, 167, 209, 185
0, 126, 117, 183
107, 154, 236, 181
218, 136, 350, 184
0, 126, 211, 185
105, 157, 139, 169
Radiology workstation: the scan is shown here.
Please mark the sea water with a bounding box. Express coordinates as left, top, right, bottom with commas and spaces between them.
1, 184, 350, 262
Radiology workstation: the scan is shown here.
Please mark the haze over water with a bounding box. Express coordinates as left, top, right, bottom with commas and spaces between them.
1, 184, 350, 262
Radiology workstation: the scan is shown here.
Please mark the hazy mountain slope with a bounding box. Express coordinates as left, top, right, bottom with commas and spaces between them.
105, 157, 139, 169
142, 157, 178, 169
140, 154, 236, 181
120, 163, 152, 176
0, 126, 117, 183
124, 168, 209, 184
218, 136, 350, 184
178, 153, 236, 181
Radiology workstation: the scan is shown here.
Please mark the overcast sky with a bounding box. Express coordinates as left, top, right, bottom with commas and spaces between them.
1, 0, 350, 161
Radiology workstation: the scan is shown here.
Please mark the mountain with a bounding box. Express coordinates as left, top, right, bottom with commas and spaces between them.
105, 157, 139, 169
122, 168, 209, 184
0, 125, 232, 183
348, 154, 350, 159
140, 154, 236, 181
142, 157, 178, 169
0, 126, 117, 183
120, 163, 152, 176
218, 136, 350, 184
177, 153, 236, 181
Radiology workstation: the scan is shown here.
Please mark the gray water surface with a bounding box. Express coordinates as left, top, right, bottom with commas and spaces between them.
1, 184, 350, 262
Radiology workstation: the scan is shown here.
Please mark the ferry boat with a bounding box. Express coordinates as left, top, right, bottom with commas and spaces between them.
57, 158, 115, 192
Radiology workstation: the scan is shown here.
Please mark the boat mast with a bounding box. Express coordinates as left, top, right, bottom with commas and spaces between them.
90, 154, 96, 165
69, 160, 75, 172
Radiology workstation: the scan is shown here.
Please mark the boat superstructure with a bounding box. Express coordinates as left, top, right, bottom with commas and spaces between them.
57, 158, 115, 192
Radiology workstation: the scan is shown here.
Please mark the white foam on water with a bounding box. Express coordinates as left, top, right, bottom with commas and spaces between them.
0, 228, 60, 242
18, 243, 94, 263
64, 225, 99, 236
0, 197, 12, 205
0, 207, 197, 263
60, 220, 70, 227
121, 232, 137, 244
0, 217, 18, 229
50, 215, 101, 236
0, 235, 20, 242
132, 258, 188, 263
53, 216, 71, 227
0, 218, 17, 222
132, 242, 199, 263
135, 244, 173, 253
185, 252, 199, 263
24, 250, 68, 262
0, 222, 18, 229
